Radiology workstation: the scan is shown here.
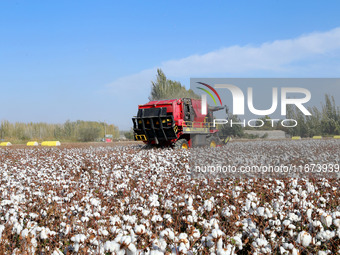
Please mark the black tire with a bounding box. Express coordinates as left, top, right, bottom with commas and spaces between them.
174, 139, 189, 149
207, 136, 220, 147
142, 143, 154, 150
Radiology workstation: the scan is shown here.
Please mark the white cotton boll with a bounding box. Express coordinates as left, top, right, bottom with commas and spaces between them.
321, 214, 332, 228
0, 200, 12, 206
313, 220, 323, 229
121, 235, 132, 246
179, 233, 188, 240
336, 228, 340, 238
316, 230, 335, 241
203, 200, 214, 212
73, 243, 80, 253
186, 215, 194, 223
306, 183, 315, 193
163, 214, 173, 223
201, 235, 213, 248
142, 209, 150, 217
288, 213, 299, 222
333, 219, 340, 228
257, 238, 268, 247
222, 207, 234, 217
300, 190, 308, 199
134, 225, 146, 235
93, 212, 101, 218
63, 224, 71, 235
12, 222, 23, 235
210, 218, 220, 229
151, 215, 163, 222
110, 215, 121, 225
318, 251, 331, 255
149, 194, 160, 207
178, 242, 188, 254
307, 208, 313, 219
81, 216, 89, 222
211, 229, 223, 239
282, 242, 294, 250
192, 228, 200, 239
256, 207, 265, 216
21, 229, 29, 238
126, 243, 137, 255
150, 250, 164, 255
98, 228, 109, 236
52, 249, 64, 255
279, 247, 287, 254
332, 211, 340, 218
290, 179, 298, 188
186, 196, 193, 207
71, 234, 86, 243
232, 236, 242, 250
29, 213, 39, 219
291, 248, 299, 255
244, 200, 251, 211
160, 228, 175, 240
0, 225, 5, 239
152, 238, 167, 252
104, 241, 120, 253
296, 231, 312, 247
319, 197, 326, 203
282, 220, 291, 227
90, 198, 101, 206
217, 244, 234, 255
90, 238, 99, 246
265, 208, 273, 218
273, 201, 280, 212
288, 224, 296, 230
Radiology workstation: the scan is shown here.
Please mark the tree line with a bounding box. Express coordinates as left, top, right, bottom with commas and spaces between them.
149, 69, 340, 138
286, 94, 340, 137
0, 120, 119, 143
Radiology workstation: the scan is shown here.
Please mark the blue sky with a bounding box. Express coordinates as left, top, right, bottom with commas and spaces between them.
1, 1, 340, 130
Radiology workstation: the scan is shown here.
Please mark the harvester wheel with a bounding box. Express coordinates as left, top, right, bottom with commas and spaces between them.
142, 143, 154, 150
175, 139, 189, 149
207, 136, 219, 148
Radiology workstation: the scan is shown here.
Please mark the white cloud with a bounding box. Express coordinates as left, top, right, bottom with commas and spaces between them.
162, 27, 340, 76
105, 27, 340, 129
107, 27, 340, 93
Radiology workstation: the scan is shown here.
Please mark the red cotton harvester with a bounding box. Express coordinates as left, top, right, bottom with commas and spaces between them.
132, 98, 225, 148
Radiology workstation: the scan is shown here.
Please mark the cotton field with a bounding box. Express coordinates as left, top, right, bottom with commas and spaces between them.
0, 140, 339, 254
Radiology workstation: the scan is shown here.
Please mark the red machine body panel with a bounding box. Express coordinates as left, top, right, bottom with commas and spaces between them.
132, 98, 221, 147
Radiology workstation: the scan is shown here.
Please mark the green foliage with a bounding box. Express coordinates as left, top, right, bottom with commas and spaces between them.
218, 114, 245, 138
149, 69, 199, 100
244, 115, 279, 131
218, 94, 339, 138
123, 129, 135, 140
0, 120, 119, 142
78, 126, 101, 142
286, 94, 340, 137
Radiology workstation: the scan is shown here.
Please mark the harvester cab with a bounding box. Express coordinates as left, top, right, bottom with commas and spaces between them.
132, 98, 225, 148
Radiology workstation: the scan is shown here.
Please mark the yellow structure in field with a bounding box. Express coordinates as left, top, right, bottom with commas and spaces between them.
41, 141, 61, 146
0, 142, 12, 146
27, 141, 39, 146
334, 135, 340, 139
312, 136, 322, 139
292, 136, 301, 140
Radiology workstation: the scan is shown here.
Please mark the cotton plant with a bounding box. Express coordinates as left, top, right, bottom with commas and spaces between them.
0, 141, 339, 254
